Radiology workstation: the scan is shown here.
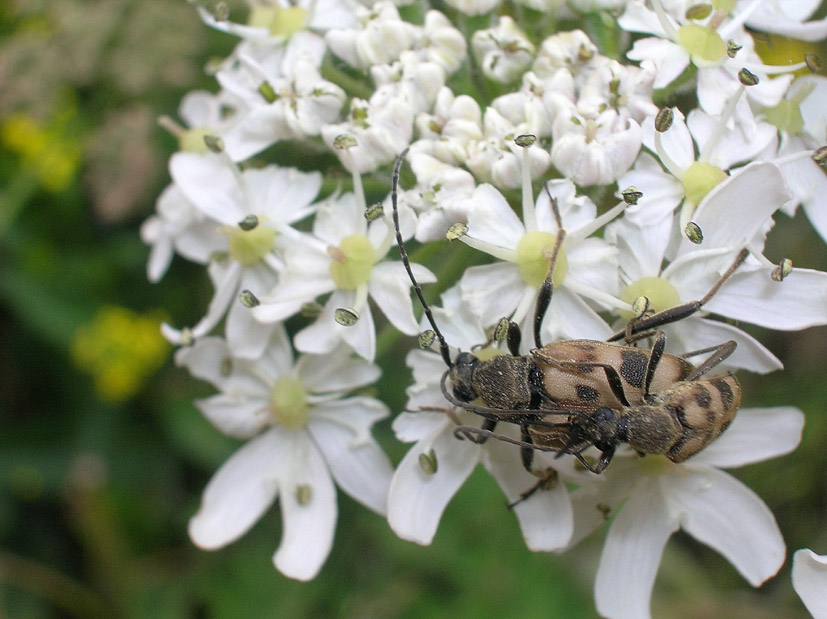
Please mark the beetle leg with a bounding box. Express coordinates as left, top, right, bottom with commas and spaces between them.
643, 331, 666, 398
684, 340, 737, 380
507, 468, 559, 509
452, 425, 557, 452
552, 360, 631, 408
507, 320, 522, 356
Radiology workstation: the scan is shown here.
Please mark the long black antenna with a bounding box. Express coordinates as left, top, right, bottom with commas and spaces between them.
532, 184, 566, 349
391, 149, 453, 368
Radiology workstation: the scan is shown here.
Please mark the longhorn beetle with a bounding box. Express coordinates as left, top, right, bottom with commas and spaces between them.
390, 149, 748, 484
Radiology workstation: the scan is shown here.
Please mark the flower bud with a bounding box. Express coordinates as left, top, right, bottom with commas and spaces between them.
238, 214, 259, 231
295, 484, 312, 506
738, 68, 759, 86
258, 81, 277, 103
239, 289, 260, 308
621, 186, 643, 205
419, 330, 436, 350
334, 307, 359, 326
515, 134, 536, 148
203, 134, 224, 153
771, 258, 792, 282
365, 202, 384, 222
684, 222, 704, 244
300, 301, 323, 319
418, 450, 438, 475
446, 222, 468, 241
655, 108, 674, 133
333, 134, 358, 149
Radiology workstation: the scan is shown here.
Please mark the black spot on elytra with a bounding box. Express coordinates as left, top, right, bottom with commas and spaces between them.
694, 385, 712, 409
666, 404, 686, 426
620, 349, 647, 388
711, 377, 735, 410
576, 384, 600, 402
719, 419, 732, 434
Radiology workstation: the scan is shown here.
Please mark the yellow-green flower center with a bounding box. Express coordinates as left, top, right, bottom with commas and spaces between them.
248, 6, 307, 37
682, 161, 727, 207
764, 83, 813, 135
329, 235, 376, 290
678, 24, 726, 63
764, 100, 804, 135
711, 0, 735, 12
222, 224, 277, 266
516, 231, 569, 289
618, 277, 681, 321
178, 128, 211, 154
270, 376, 309, 430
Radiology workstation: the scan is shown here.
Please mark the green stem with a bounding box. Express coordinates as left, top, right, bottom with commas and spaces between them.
0, 170, 38, 238
320, 56, 374, 101
0, 550, 112, 618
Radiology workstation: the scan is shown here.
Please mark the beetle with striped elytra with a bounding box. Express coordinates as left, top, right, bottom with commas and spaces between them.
390, 150, 747, 498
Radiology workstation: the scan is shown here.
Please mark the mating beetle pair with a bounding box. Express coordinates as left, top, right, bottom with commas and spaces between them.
390, 151, 746, 487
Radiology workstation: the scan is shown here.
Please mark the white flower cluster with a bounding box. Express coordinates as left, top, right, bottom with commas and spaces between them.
142, 0, 827, 615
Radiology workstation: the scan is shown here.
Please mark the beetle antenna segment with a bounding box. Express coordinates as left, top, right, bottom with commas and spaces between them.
608, 248, 750, 342
533, 184, 567, 348
391, 149, 453, 368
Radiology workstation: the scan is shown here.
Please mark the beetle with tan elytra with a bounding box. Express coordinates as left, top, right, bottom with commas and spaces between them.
390, 149, 747, 492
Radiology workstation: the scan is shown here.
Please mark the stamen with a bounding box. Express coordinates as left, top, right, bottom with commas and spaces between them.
698, 85, 744, 162
564, 279, 632, 312
653, 127, 685, 180
567, 201, 626, 244
651, 0, 679, 41
459, 235, 517, 262
516, 134, 537, 231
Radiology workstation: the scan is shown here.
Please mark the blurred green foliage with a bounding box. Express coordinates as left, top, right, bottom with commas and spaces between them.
0, 1, 825, 618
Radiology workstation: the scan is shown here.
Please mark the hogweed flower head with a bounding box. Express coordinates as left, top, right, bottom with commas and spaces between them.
142, 0, 827, 613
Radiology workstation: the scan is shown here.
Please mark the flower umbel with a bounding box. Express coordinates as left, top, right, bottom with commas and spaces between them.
143, 0, 827, 613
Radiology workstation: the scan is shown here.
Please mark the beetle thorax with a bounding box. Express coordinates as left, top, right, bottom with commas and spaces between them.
450, 353, 534, 410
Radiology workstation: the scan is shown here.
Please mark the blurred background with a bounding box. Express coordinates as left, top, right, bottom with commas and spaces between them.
1, 0, 825, 617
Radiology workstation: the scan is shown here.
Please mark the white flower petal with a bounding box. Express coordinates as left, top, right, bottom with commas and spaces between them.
664, 466, 785, 586
339, 297, 377, 361
596, 480, 679, 619
392, 409, 447, 443
225, 293, 276, 359
273, 431, 337, 581
387, 422, 480, 545
298, 351, 380, 394
464, 183, 526, 249
689, 407, 804, 469
546, 287, 613, 341
188, 430, 281, 549
244, 166, 322, 225
309, 398, 393, 515
170, 152, 245, 225
459, 263, 525, 326
704, 267, 827, 330
792, 549, 827, 619
369, 261, 435, 335
626, 38, 688, 90
481, 427, 573, 551
665, 318, 782, 375
176, 337, 232, 387
678, 162, 792, 255
195, 393, 268, 439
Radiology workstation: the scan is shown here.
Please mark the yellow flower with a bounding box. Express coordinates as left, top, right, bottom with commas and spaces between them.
71, 306, 170, 403
1, 101, 83, 193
